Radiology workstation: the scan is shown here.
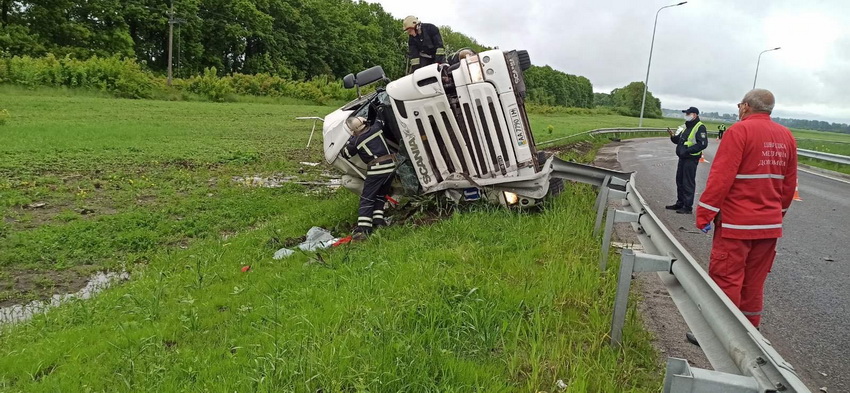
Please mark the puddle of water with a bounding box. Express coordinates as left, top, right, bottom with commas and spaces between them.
0, 271, 130, 326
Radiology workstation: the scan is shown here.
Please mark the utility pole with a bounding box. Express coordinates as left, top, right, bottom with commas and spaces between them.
166, 2, 185, 86
167, 2, 174, 86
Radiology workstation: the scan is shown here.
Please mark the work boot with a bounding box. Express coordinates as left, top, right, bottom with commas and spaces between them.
676, 207, 693, 214
685, 332, 700, 347
666, 203, 683, 210
351, 229, 370, 242
372, 218, 387, 229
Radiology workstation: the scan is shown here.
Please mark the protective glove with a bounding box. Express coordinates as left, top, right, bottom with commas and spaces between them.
700, 223, 712, 234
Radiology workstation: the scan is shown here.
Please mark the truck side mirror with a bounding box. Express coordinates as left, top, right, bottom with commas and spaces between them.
355, 66, 386, 87
342, 73, 356, 89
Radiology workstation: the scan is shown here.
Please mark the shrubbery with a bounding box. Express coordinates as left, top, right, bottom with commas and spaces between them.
1, 55, 358, 104
526, 103, 617, 116
0, 54, 155, 98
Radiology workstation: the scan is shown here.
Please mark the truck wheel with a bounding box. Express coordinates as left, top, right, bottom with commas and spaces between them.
517, 50, 532, 71
537, 151, 564, 196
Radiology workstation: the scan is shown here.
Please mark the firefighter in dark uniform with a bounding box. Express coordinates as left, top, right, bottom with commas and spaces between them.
403, 15, 446, 73
665, 106, 709, 214
341, 115, 396, 240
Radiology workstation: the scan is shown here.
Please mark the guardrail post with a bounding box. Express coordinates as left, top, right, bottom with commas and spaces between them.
592, 176, 612, 236
593, 177, 630, 237
600, 209, 640, 270
664, 358, 760, 393
593, 175, 612, 211
610, 249, 672, 347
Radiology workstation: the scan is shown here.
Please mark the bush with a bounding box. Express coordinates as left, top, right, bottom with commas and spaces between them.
1, 54, 360, 104
0, 54, 155, 98
181, 67, 236, 102
526, 103, 616, 116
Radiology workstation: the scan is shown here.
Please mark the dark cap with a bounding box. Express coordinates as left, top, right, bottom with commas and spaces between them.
682, 107, 699, 115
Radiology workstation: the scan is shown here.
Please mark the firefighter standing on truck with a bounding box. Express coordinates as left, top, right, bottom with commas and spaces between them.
341, 114, 396, 240
666, 106, 709, 214
403, 15, 446, 73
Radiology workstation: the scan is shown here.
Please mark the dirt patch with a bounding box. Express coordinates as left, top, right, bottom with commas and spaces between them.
542, 140, 597, 160
0, 265, 101, 308
591, 141, 625, 171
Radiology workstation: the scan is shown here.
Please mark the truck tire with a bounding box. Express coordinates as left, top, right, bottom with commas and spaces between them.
538, 151, 564, 196
517, 50, 532, 71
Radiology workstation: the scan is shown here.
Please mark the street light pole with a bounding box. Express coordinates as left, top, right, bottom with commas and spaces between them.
753, 47, 781, 90
638, 1, 687, 127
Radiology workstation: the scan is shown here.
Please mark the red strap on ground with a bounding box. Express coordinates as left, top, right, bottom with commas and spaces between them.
386, 196, 399, 206
333, 236, 352, 247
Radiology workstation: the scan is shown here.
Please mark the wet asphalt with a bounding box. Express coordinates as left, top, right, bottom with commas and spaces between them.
615, 137, 849, 392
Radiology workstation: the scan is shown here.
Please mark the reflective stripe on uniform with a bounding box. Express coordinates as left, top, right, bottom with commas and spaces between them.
357, 131, 384, 150
684, 121, 705, 155
370, 161, 396, 170
358, 216, 373, 228
735, 174, 785, 179
721, 223, 782, 230
367, 168, 396, 176
698, 201, 720, 212
435, 47, 446, 55
409, 58, 420, 66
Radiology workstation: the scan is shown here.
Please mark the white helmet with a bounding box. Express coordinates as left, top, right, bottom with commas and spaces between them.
345, 116, 367, 136
402, 15, 420, 31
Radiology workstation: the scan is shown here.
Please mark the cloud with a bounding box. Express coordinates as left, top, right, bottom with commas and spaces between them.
373, 0, 850, 123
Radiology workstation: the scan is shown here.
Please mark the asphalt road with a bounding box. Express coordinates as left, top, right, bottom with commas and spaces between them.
615, 137, 849, 392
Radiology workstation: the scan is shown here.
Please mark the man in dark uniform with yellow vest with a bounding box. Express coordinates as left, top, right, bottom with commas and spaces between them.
403, 15, 446, 74
341, 115, 397, 240
666, 106, 708, 214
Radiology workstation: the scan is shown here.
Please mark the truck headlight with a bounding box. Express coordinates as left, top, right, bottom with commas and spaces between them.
466, 55, 484, 83
504, 192, 519, 205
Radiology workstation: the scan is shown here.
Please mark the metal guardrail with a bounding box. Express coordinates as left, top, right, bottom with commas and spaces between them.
549, 158, 812, 392
797, 148, 850, 165
538, 127, 850, 167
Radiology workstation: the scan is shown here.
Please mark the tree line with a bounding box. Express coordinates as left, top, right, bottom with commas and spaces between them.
592, 81, 662, 118
1, 0, 626, 110
667, 110, 850, 134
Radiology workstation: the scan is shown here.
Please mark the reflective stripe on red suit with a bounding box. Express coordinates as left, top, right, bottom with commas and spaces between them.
695, 113, 797, 327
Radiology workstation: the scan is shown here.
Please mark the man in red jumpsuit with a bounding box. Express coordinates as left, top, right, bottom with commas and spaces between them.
695, 89, 797, 328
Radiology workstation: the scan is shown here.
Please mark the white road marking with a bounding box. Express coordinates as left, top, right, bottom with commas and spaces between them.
798, 167, 850, 185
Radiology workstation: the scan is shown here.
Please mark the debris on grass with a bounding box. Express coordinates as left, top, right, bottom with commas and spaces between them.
273, 227, 340, 259
232, 173, 341, 190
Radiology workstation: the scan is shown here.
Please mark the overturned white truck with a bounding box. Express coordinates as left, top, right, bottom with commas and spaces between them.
322, 49, 619, 206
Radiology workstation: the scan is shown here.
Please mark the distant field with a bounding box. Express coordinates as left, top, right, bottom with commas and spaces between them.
0, 88, 663, 391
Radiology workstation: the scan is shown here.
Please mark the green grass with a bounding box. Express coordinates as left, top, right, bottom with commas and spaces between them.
0, 187, 661, 392
0, 86, 846, 390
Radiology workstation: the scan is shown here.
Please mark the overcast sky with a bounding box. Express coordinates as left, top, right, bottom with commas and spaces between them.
372, 0, 850, 123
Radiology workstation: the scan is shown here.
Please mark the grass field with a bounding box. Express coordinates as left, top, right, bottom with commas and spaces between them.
0, 87, 847, 391
0, 88, 663, 391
